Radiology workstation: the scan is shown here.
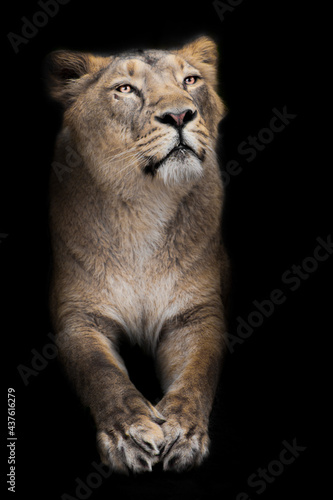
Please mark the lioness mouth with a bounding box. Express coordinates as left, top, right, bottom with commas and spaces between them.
170, 144, 196, 157
144, 144, 199, 176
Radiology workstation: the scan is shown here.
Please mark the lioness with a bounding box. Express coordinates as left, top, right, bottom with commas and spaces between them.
47, 36, 229, 473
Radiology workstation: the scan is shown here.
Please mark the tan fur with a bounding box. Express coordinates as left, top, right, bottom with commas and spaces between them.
47, 36, 229, 473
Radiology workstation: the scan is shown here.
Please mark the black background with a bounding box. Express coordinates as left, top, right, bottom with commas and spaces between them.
2, 1, 330, 499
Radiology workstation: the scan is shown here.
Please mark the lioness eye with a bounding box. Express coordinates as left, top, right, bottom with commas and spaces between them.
116, 84, 133, 93
184, 76, 198, 85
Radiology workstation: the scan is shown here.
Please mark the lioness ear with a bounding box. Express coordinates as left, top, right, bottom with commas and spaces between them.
45, 50, 109, 106
177, 36, 219, 89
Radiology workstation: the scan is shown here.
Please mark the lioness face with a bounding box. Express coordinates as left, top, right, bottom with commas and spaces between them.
48, 37, 225, 188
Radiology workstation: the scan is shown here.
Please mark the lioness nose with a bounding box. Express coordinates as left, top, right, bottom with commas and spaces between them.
156, 109, 197, 128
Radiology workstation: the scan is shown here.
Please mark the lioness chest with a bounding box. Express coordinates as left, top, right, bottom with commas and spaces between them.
101, 261, 188, 349
55, 175, 218, 349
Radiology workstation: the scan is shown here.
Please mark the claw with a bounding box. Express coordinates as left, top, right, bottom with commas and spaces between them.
146, 401, 167, 425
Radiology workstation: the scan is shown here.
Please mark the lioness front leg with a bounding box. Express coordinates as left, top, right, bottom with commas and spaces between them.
155, 303, 225, 472
57, 317, 165, 473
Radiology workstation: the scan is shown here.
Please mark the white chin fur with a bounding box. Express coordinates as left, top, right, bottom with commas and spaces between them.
157, 155, 204, 186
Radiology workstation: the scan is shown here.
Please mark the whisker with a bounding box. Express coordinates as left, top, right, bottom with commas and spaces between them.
101, 144, 159, 185
103, 146, 139, 163
137, 132, 169, 149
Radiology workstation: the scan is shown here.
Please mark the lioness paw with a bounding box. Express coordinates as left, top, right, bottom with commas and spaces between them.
160, 419, 210, 472
97, 415, 165, 474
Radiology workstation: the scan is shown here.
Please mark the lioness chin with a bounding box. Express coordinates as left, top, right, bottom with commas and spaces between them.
46, 36, 229, 473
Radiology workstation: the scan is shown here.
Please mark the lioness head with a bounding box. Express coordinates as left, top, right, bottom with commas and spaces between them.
47, 37, 225, 190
